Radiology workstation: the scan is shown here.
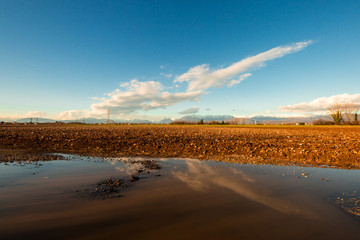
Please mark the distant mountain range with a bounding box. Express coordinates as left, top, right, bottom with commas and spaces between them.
64, 118, 154, 124
4, 117, 163, 124
13, 118, 57, 123
158, 118, 173, 124
175, 114, 332, 124
177, 114, 330, 123
1, 114, 332, 124
249, 115, 332, 124
176, 115, 235, 122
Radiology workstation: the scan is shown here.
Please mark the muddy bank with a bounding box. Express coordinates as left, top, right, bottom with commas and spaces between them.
1, 125, 360, 168
85, 159, 161, 199
0, 148, 63, 163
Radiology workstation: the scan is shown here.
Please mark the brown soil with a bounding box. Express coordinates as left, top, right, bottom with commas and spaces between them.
0, 147, 63, 162
1, 124, 360, 169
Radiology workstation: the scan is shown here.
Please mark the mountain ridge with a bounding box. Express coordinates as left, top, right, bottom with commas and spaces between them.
2, 114, 332, 124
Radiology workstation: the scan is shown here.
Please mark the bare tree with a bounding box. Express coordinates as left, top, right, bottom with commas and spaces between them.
233, 117, 240, 125
228, 117, 240, 125
327, 103, 343, 125
343, 103, 360, 124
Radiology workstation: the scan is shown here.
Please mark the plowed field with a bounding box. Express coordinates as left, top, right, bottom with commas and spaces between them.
1, 125, 359, 169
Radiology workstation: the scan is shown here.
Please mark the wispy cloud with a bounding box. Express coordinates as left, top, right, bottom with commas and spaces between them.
19, 41, 312, 120
160, 73, 173, 78
89, 41, 312, 117
175, 40, 313, 91
279, 93, 360, 113
23, 111, 47, 118
178, 106, 199, 114
56, 110, 87, 120
0, 111, 48, 120
90, 79, 203, 115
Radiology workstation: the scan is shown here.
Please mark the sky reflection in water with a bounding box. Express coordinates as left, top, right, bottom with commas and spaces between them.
0, 155, 360, 239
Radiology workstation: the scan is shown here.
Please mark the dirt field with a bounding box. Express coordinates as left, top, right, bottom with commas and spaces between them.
1, 124, 359, 169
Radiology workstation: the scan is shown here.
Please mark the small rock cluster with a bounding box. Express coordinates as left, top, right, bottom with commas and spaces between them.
89, 159, 161, 199
126, 159, 161, 170
336, 191, 360, 218
92, 178, 129, 198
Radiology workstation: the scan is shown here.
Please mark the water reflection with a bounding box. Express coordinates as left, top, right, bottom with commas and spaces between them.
1, 155, 360, 240
172, 160, 312, 215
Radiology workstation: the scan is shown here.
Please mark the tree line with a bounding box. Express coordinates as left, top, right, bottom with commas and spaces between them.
327, 103, 359, 125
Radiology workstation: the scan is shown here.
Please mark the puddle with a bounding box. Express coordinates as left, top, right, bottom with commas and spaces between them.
0, 155, 360, 239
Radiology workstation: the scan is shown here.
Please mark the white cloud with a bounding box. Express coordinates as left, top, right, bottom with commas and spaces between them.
2, 111, 47, 119
55, 110, 88, 120
228, 73, 252, 87
90, 79, 203, 115
0, 111, 48, 121
279, 93, 360, 113
178, 106, 200, 114
160, 73, 173, 78
23, 111, 47, 118
175, 40, 313, 91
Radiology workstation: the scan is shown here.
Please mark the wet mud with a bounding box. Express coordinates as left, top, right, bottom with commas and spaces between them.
84, 159, 161, 199
0, 148, 63, 163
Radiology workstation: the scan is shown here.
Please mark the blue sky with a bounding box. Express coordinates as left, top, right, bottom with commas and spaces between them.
1, 0, 360, 120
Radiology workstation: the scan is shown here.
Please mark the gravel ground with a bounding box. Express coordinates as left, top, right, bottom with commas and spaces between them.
1, 124, 360, 169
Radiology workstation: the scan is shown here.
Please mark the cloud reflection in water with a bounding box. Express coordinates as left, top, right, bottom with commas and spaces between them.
173, 160, 314, 216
